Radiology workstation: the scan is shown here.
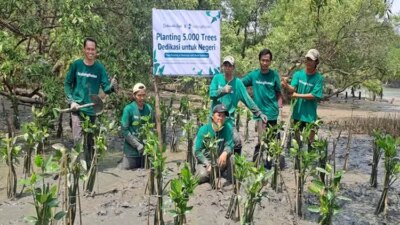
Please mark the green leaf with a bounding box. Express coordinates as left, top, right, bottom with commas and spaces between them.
34, 155, 43, 168
24, 216, 38, 224
316, 167, 329, 175
54, 211, 67, 220
337, 196, 352, 201
308, 205, 321, 213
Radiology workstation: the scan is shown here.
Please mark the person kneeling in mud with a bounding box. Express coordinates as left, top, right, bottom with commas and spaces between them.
194, 104, 234, 184
119, 83, 154, 169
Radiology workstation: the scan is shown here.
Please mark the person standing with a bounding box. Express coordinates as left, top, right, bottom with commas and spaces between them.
119, 83, 154, 169
241, 48, 283, 165
281, 49, 324, 145
64, 37, 117, 169
209, 56, 267, 155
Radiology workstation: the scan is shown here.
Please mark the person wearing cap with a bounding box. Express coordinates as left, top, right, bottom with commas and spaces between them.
194, 104, 234, 184
281, 49, 324, 144
119, 83, 154, 169
241, 48, 283, 166
210, 55, 268, 155
64, 37, 118, 169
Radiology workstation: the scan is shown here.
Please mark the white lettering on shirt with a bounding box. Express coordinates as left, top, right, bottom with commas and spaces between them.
299, 80, 314, 87
256, 80, 274, 86
77, 72, 97, 78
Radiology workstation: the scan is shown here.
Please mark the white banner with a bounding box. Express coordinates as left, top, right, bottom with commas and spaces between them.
152, 9, 221, 76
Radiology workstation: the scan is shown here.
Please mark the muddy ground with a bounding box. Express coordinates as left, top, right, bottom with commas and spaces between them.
0, 94, 399, 225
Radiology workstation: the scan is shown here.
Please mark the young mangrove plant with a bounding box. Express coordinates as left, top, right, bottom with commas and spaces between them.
244, 109, 252, 142
170, 109, 183, 152
290, 139, 319, 217
375, 134, 400, 215
53, 142, 85, 225
169, 163, 198, 225
21, 154, 66, 224
235, 106, 244, 132
203, 133, 222, 189
22, 120, 49, 177
241, 165, 272, 225
312, 138, 329, 184
370, 129, 384, 188
226, 155, 252, 221
160, 96, 173, 144
82, 114, 116, 195
268, 138, 284, 192
144, 128, 166, 225
308, 163, 351, 225
182, 118, 196, 174
0, 134, 21, 199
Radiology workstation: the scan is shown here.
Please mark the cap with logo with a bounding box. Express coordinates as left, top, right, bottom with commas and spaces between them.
223, 55, 235, 65
212, 104, 229, 116
132, 83, 146, 94
305, 49, 320, 61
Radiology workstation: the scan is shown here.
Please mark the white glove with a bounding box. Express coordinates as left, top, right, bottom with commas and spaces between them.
111, 77, 118, 89
222, 84, 232, 94
70, 102, 80, 111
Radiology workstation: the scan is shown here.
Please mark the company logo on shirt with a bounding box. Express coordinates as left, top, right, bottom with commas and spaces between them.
256, 80, 274, 86
77, 72, 97, 78
299, 80, 314, 87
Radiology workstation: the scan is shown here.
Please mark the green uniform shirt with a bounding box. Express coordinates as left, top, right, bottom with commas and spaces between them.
64, 59, 113, 116
121, 102, 153, 157
291, 69, 324, 123
242, 69, 282, 121
194, 121, 234, 165
209, 73, 260, 126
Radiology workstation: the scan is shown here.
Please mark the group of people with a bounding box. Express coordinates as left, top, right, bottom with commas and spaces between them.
64, 37, 324, 185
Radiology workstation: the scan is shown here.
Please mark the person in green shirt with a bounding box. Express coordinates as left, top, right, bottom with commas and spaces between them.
209, 56, 267, 155
242, 48, 283, 167
119, 83, 154, 169
64, 37, 118, 169
194, 104, 234, 184
281, 49, 324, 144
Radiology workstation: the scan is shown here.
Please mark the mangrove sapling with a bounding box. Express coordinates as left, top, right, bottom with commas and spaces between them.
170, 110, 183, 152
343, 118, 357, 171
290, 139, 319, 217
312, 138, 329, 184
375, 134, 400, 215
84, 115, 116, 195
169, 163, 198, 225
22, 121, 49, 177
21, 154, 66, 225
0, 134, 21, 199
52, 142, 85, 225
244, 109, 251, 142
160, 96, 173, 144
241, 166, 273, 225
226, 155, 252, 221
268, 139, 284, 192
235, 106, 244, 132
370, 130, 384, 188
194, 107, 209, 127
182, 119, 196, 174
203, 133, 222, 189
144, 129, 166, 225
308, 164, 351, 225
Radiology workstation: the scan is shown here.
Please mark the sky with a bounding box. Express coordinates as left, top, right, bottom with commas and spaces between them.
392, 0, 400, 14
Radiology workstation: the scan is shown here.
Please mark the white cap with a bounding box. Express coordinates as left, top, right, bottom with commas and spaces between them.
305, 49, 320, 61
223, 55, 235, 65
132, 83, 146, 94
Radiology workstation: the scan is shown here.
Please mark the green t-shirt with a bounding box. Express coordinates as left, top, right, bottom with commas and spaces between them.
290, 69, 324, 123
194, 121, 234, 165
209, 73, 260, 126
120, 102, 154, 157
64, 59, 113, 116
242, 69, 282, 121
